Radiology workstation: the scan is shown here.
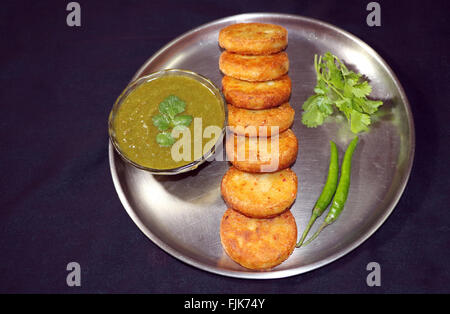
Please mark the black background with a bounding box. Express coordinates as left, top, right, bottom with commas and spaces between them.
0, 0, 449, 294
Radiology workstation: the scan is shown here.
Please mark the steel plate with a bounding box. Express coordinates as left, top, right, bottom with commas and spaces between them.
109, 13, 415, 279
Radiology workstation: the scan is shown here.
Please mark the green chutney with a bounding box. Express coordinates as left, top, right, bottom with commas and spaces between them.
113, 75, 225, 170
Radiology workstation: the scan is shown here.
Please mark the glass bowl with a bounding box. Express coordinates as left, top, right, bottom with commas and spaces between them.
108, 69, 227, 175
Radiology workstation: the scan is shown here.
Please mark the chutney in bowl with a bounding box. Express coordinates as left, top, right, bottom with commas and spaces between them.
109, 69, 226, 174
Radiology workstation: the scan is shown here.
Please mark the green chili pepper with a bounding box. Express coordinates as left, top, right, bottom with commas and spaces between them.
296, 141, 339, 248
302, 136, 359, 246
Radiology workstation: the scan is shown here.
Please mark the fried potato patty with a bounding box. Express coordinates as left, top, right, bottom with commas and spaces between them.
220, 208, 297, 270
222, 75, 291, 109
228, 103, 295, 137
225, 129, 298, 173
221, 167, 297, 218
219, 51, 289, 82
218, 23, 288, 55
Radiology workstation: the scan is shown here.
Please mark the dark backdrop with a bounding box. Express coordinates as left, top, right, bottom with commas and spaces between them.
0, 0, 449, 293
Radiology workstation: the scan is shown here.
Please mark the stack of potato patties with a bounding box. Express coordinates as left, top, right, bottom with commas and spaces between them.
218, 23, 299, 270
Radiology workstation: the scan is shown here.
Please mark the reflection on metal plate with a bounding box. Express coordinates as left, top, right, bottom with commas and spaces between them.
109, 13, 415, 279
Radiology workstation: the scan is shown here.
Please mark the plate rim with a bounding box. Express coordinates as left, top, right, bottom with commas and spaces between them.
109, 13, 415, 279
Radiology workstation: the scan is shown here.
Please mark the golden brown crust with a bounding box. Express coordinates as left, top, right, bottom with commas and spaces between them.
219, 51, 289, 82
220, 208, 297, 270
225, 128, 298, 173
218, 23, 288, 55
228, 103, 295, 137
222, 75, 291, 109
221, 167, 298, 218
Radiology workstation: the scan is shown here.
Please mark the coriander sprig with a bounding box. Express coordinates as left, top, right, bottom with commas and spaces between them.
152, 95, 192, 147
301, 52, 383, 134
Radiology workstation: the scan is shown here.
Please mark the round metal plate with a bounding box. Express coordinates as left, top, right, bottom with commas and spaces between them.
109, 13, 415, 279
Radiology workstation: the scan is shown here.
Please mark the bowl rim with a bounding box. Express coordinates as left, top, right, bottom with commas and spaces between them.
108, 68, 227, 175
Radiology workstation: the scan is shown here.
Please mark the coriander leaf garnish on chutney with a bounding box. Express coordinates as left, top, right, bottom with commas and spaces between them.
152, 95, 193, 147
